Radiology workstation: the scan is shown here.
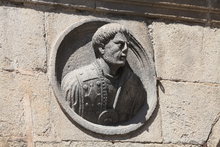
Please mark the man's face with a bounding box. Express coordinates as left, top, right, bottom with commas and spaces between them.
102, 32, 129, 67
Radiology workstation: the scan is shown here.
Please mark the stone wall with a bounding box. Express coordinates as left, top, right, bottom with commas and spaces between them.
0, 0, 220, 147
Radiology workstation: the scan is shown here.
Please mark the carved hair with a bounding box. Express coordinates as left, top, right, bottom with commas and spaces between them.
92, 23, 130, 57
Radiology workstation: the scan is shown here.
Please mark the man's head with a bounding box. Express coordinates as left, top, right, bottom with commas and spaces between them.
92, 23, 130, 67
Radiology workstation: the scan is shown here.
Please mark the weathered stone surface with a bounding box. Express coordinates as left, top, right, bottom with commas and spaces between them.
0, 70, 52, 146
151, 22, 220, 84
207, 116, 220, 147
1, 137, 28, 147
35, 141, 199, 147
1, 70, 64, 144
159, 80, 220, 144
29, 74, 52, 139
5, 72, 56, 142
0, 71, 26, 137
0, 6, 46, 72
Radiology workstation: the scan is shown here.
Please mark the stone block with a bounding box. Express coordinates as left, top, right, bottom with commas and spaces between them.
28, 74, 52, 139
0, 6, 46, 72
151, 22, 220, 84
0, 71, 26, 137
0, 70, 52, 146
159, 80, 220, 144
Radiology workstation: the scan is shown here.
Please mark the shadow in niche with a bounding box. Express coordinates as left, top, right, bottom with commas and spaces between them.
117, 63, 149, 126
55, 21, 109, 83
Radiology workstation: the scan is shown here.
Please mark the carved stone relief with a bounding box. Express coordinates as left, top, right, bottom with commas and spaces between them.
49, 19, 157, 135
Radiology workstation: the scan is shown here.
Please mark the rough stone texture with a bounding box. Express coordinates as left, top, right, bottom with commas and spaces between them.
0, 71, 26, 138
207, 116, 220, 147
0, 6, 46, 72
30, 74, 53, 140
0, 6, 48, 146
159, 80, 220, 144
0, 137, 28, 147
0, 70, 51, 146
35, 141, 199, 147
151, 22, 220, 84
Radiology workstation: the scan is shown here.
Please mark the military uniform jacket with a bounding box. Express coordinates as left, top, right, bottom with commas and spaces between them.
61, 60, 146, 125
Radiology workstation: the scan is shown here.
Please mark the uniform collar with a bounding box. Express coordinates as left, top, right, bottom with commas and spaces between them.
94, 59, 123, 80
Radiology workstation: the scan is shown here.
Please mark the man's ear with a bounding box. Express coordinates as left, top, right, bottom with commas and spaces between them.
98, 43, 105, 55
98, 47, 105, 55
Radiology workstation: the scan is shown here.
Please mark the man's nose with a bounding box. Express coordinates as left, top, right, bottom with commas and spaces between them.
122, 42, 128, 53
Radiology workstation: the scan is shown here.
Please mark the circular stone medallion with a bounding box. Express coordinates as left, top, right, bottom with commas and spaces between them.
49, 19, 157, 135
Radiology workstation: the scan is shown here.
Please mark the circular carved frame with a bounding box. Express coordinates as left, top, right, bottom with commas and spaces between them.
49, 19, 157, 135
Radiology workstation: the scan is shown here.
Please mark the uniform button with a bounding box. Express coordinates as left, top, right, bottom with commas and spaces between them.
96, 81, 101, 86
97, 102, 101, 106
85, 102, 89, 106
83, 84, 88, 90
80, 72, 83, 75
90, 83, 93, 87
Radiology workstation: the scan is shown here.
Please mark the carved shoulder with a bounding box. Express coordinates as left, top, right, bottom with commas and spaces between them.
75, 63, 99, 82
61, 63, 99, 91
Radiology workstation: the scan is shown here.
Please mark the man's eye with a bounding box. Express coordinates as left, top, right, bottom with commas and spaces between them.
116, 42, 124, 48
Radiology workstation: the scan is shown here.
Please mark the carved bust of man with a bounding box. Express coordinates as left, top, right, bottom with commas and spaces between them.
61, 23, 146, 125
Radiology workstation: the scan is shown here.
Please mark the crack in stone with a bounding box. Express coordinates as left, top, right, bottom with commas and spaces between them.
43, 11, 48, 74
157, 77, 220, 86
1, 68, 46, 76
33, 67, 47, 73
203, 112, 220, 146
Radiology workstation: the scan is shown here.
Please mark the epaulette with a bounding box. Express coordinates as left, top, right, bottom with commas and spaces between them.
75, 63, 99, 82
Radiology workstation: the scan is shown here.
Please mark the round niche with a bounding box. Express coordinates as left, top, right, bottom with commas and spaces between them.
49, 19, 157, 135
